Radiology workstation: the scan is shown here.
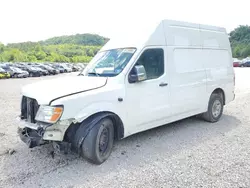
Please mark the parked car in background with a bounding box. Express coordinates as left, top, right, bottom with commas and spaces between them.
76, 63, 86, 70
51, 64, 65, 73
11, 63, 29, 71
0, 67, 10, 79
41, 65, 59, 75
33, 66, 49, 76
10, 67, 29, 78
0, 65, 14, 77
60, 63, 72, 73
241, 61, 250, 67
72, 64, 82, 72
0, 65, 28, 78
25, 66, 42, 77
0, 62, 87, 79
233, 61, 240, 67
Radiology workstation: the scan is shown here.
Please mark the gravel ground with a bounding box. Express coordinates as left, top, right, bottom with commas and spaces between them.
0, 69, 250, 188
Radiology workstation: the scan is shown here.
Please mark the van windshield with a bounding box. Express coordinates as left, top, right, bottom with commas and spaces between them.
81, 48, 136, 77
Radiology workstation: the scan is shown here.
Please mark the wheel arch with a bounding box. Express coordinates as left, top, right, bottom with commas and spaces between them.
212, 88, 225, 105
85, 111, 125, 140
64, 111, 124, 152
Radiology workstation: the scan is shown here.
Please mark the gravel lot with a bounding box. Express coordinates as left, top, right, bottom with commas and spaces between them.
0, 69, 250, 188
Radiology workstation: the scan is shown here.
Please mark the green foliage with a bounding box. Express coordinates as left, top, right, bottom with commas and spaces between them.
0, 34, 106, 63
40, 33, 109, 46
0, 49, 28, 62
230, 25, 250, 58
0, 43, 4, 53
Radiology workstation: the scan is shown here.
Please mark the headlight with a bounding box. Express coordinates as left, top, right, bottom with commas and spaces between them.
35, 105, 63, 123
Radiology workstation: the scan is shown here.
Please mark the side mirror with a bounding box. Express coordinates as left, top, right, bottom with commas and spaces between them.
128, 65, 147, 83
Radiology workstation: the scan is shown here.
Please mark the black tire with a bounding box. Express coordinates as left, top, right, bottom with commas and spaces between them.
29, 73, 33, 77
81, 118, 114, 165
202, 93, 223, 123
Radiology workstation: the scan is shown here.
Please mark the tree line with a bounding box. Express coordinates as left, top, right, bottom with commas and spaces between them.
0, 34, 108, 63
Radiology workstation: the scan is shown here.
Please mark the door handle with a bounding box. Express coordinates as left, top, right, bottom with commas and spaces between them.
159, 83, 168, 87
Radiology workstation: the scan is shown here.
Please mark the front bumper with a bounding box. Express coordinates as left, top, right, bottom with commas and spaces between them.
17, 73, 28, 78
17, 118, 74, 147
18, 127, 47, 148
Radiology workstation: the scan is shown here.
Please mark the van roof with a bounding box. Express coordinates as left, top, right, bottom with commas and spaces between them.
100, 19, 228, 52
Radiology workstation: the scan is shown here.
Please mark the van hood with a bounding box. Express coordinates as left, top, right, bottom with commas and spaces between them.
22, 76, 107, 104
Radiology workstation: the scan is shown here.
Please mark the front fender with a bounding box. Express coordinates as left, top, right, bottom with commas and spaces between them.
73, 102, 126, 125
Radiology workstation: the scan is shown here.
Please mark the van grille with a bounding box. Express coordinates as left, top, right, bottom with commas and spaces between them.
21, 96, 39, 123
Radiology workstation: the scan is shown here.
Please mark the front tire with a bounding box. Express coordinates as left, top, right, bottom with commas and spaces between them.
202, 93, 223, 123
81, 118, 114, 165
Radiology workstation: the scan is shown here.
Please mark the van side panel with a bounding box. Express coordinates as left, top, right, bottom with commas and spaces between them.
163, 22, 201, 47
162, 23, 207, 115
200, 29, 235, 104
163, 20, 234, 118
200, 28, 230, 49
202, 48, 234, 104
170, 48, 208, 115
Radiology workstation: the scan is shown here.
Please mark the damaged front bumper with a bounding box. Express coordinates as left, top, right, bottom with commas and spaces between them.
18, 127, 47, 148
17, 117, 74, 148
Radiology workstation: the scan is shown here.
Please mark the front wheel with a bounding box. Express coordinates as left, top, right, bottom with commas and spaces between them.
201, 93, 223, 123
81, 118, 114, 165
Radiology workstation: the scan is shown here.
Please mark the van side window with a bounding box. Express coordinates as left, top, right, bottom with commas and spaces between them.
135, 48, 164, 80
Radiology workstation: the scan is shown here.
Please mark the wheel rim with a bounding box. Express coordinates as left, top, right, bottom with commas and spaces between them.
212, 99, 222, 118
99, 127, 109, 154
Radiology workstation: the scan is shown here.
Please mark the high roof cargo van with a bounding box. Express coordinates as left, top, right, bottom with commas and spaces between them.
18, 19, 235, 164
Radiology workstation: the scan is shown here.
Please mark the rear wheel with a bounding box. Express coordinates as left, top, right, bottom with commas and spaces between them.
202, 93, 223, 122
81, 118, 114, 165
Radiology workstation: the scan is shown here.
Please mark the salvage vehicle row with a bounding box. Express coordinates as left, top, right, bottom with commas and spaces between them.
0, 62, 85, 79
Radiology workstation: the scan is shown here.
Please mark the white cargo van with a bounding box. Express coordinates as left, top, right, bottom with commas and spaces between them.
18, 19, 235, 164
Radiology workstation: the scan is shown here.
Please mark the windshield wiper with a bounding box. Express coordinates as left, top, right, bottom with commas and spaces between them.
78, 72, 85, 76
87, 72, 101, 77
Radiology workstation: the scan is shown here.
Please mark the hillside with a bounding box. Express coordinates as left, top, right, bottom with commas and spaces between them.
0, 34, 109, 63
7, 33, 109, 49
40, 33, 109, 46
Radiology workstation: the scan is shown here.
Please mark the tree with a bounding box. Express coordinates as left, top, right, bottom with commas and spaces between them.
241, 45, 250, 58
230, 25, 250, 58
230, 25, 250, 45
34, 51, 46, 61
232, 45, 241, 58
0, 43, 4, 53
0, 49, 27, 62
27, 55, 37, 62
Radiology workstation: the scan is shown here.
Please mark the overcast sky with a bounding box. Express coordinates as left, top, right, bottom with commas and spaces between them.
0, 0, 249, 44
